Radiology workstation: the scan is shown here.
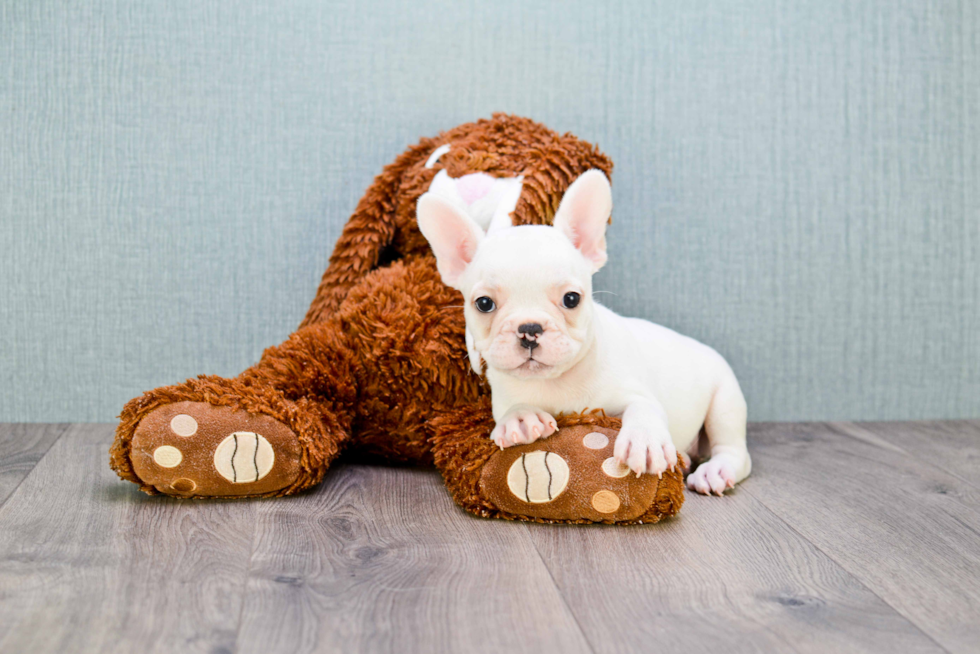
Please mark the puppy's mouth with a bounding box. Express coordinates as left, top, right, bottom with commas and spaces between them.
481, 323, 580, 379
511, 356, 552, 375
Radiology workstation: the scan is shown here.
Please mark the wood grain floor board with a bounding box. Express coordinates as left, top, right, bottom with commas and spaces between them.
854, 420, 980, 490
745, 421, 980, 654
525, 487, 944, 654
0, 421, 977, 653
234, 464, 592, 654
0, 423, 68, 507
0, 424, 257, 654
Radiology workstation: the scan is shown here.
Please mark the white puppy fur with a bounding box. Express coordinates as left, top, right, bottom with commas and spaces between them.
416, 170, 751, 495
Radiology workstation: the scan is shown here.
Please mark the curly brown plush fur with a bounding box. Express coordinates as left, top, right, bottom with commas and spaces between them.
109, 114, 683, 523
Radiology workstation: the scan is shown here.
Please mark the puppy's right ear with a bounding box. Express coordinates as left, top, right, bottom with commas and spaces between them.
417, 193, 484, 289
553, 169, 612, 272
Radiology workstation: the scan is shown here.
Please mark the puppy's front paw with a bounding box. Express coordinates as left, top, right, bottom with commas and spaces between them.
687, 457, 737, 496
491, 406, 558, 449
613, 423, 678, 478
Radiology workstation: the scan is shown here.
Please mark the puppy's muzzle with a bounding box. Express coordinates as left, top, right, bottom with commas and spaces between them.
518, 323, 543, 351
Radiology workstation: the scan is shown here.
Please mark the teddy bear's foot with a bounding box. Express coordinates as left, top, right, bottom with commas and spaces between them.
128, 401, 303, 497
478, 422, 685, 524
431, 401, 685, 524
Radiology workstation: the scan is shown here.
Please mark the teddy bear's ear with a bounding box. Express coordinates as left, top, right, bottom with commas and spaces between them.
417, 193, 484, 289
552, 169, 612, 273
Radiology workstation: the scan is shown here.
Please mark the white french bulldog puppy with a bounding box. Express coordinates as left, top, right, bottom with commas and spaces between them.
416, 170, 751, 495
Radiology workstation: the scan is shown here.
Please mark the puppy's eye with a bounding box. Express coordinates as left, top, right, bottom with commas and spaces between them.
562, 292, 581, 309
475, 296, 496, 313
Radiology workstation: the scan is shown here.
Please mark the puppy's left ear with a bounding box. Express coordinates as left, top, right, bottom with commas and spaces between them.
417, 192, 484, 289
553, 169, 612, 272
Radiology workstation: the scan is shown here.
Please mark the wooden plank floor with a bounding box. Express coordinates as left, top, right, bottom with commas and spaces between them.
0, 421, 977, 654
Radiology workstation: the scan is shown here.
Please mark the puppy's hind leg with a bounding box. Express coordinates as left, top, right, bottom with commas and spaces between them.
686, 373, 751, 496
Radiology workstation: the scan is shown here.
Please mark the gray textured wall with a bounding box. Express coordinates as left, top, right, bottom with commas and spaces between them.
1, 1, 978, 422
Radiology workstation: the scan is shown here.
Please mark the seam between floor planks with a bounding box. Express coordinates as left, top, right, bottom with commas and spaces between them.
524, 486, 947, 654
745, 421, 980, 654
2, 421, 977, 654
232, 497, 261, 653
833, 421, 980, 494
230, 464, 593, 654
0, 424, 259, 654
739, 483, 952, 654
522, 522, 599, 654
0, 423, 71, 511
740, 484, 957, 654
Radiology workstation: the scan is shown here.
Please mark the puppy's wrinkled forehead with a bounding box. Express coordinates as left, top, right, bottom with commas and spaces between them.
468, 226, 589, 287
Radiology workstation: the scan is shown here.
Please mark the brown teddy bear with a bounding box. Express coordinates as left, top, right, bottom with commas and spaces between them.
109, 114, 684, 524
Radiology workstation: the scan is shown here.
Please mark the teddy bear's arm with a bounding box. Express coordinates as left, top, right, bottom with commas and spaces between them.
300, 139, 436, 328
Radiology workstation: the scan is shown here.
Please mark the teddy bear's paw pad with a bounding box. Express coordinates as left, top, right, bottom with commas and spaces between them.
506, 451, 570, 503
479, 424, 662, 522
212, 433, 276, 483
130, 401, 301, 497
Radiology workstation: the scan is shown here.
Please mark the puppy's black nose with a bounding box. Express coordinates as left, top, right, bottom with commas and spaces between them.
519, 337, 539, 351
518, 323, 544, 338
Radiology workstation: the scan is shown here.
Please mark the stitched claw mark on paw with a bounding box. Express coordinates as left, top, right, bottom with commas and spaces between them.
506, 451, 570, 503
214, 432, 275, 483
